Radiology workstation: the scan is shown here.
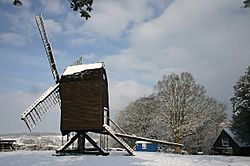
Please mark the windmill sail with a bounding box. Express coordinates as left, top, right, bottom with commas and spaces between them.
35, 14, 60, 83
21, 84, 60, 131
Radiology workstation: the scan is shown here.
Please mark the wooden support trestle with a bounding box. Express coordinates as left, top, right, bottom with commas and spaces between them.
56, 132, 109, 156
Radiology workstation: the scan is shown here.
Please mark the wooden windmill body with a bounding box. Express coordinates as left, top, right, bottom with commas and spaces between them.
21, 14, 183, 156
60, 63, 109, 135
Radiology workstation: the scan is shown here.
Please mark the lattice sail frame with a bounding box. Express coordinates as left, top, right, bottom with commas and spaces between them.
35, 14, 60, 83
21, 84, 60, 131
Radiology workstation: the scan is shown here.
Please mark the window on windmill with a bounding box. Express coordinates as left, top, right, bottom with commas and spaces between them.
103, 74, 106, 80
222, 137, 229, 147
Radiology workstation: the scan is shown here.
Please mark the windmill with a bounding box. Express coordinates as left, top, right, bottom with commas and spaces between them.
21, 14, 183, 156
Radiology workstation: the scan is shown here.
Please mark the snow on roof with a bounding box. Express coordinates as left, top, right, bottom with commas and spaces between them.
135, 141, 151, 144
62, 62, 104, 76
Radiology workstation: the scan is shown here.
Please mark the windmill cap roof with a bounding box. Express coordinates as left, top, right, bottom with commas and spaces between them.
62, 62, 105, 76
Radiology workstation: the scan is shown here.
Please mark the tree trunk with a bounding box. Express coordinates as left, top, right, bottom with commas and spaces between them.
175, 137, 182, 154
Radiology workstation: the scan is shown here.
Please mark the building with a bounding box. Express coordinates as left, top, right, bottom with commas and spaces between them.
60, 63, 109, 135
212, 128, 250, 156
0, 139, 16, 151
135, 141, 158, 152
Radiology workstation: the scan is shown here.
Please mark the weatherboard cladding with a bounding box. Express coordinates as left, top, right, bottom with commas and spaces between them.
59, 66, 109, 134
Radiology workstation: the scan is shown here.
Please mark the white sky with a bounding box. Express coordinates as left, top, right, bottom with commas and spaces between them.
0, 0, 249, 134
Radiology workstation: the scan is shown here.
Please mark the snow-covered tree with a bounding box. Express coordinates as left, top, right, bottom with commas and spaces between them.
154, 72, 226, 153
184, 97, 226, 154
115, 72, 226, 153
231, 66, 250, 143
115, 96, 172, 147
116, 97, 159, 137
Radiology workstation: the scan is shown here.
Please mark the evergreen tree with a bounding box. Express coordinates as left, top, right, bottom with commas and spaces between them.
231, 66, 250, 143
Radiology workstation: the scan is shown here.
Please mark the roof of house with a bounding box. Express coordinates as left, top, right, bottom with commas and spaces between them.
136, 141, 151, 144
0, 139, 16, 143
223, 128, 250, 148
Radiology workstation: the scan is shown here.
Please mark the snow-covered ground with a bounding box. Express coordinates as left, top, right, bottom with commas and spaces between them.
0, 151, 250, 166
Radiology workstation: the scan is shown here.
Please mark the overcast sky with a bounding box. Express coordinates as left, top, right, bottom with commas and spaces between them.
0, 0, 249, 134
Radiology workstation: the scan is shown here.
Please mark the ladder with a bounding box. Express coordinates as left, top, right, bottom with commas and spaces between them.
35, 14, 60, 83
103, 125, 135, 156
21, 84, 60, 131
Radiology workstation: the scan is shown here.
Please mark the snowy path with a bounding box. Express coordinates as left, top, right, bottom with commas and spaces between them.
0, 151, 249, 166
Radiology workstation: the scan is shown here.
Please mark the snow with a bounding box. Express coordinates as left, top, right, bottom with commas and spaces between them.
0, 151, 250, 166
63, 63, 104, 76
135, 141, 150, 144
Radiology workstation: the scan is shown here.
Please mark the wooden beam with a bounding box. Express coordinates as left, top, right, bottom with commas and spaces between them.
82, 133, 108, 156
56, 132, 80, 153
115, 133, 184, 147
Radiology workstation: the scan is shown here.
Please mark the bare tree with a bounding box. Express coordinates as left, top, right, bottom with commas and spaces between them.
115, 96, 172, 147
183, 97, 226, 154
116, 97, 158, 137
154, 72, 226, 153
115, 72, 226, 153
